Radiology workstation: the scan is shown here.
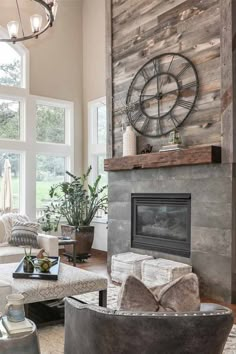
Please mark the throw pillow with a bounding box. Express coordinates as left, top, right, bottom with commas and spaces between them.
2, 213, 30, 243
9, 221, 39, 249
118, 273, 200, 313
151, 273, 200, 312
117, 274, 159, 312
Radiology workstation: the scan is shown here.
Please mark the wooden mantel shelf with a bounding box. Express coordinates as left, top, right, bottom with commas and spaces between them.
104, 146, 221, 172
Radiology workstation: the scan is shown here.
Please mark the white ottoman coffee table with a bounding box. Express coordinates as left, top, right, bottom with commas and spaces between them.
0, 263, 108, 312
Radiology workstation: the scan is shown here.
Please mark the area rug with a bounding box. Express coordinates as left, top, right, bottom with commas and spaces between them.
38, 283, 236, 354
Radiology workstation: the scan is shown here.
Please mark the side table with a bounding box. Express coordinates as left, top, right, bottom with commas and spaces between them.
58, 238, 77, 267
0, 319, 40, 354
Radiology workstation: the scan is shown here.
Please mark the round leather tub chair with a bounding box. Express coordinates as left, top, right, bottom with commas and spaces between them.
64, 298, 233, 354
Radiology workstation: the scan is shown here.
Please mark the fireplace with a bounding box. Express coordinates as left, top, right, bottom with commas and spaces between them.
131, 193, 191, 258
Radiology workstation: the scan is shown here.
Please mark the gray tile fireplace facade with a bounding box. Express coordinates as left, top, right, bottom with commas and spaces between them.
108, 164, 235, 302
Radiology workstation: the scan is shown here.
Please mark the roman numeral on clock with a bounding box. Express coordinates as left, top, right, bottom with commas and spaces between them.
152, 59, 160, 75
177, 99, 193, 110
179, 81, 197, 90
176, 62, 191, 79
141, 118, 150, 134
141, 68, 151, 82
131, 110, 143, 124
157, 119, 163, 135
168, 112, 179, 127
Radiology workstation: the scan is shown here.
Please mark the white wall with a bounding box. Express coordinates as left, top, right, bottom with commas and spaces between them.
82, 0, 107, 251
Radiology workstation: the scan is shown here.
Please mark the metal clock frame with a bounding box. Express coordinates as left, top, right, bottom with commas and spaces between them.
126, 52, 199, 138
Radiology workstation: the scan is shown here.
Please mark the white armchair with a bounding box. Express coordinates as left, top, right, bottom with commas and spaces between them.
37, 233, 58, 257
0, 213, 58, 264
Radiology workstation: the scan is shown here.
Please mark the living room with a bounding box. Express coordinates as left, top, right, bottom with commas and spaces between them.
0, 0, 235, 353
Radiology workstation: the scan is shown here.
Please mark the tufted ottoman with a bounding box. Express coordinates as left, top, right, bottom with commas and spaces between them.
111, 252, 153, 283
0, 262, 108, 311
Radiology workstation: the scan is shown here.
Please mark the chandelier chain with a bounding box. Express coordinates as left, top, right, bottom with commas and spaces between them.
16, 0, 25, 37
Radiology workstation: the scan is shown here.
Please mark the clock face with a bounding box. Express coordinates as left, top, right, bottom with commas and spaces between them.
126, 53, 199, 137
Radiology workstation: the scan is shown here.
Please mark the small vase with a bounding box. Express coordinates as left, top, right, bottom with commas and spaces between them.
123, 126, 136, 156
23, 258, 34, 273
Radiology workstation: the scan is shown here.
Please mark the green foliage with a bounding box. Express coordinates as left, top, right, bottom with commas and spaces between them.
38, 207, 60, 232
40, 167, 108, 229
0, 59, 21, 87
0, 100, 20, 140
36, 105, 65, 144
36, 155, 64, 182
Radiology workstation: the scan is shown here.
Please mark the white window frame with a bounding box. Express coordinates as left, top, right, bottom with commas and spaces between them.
0, 38, 74, 221
88, 97, 107, 223
0, 27, 29, 90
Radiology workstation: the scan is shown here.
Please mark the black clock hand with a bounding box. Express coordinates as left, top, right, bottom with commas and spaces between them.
162, 88, 178, 97
141, 95, 157, 103
159, 55, 174, 92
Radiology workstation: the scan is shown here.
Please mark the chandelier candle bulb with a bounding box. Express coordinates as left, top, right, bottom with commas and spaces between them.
123, 126, 136, 157
7, 21, 19, 39
30, 14, 43, 33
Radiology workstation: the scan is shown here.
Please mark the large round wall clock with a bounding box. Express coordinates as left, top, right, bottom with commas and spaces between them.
126, 53, 199, 138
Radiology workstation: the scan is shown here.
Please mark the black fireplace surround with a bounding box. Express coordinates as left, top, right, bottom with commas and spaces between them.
131, 193, 191, 258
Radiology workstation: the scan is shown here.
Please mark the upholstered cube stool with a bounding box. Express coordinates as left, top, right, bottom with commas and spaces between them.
142, 258, 192, 287
111, 252, 153, 283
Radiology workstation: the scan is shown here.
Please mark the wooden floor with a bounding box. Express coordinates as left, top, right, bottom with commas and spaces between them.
60, 248, 108, 278
61, 249, 236, 323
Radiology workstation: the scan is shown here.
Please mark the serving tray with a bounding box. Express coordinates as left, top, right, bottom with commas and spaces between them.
13, 256, 60, 281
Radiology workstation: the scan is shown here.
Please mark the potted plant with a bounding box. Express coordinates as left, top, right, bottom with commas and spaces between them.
42, 167, 108, 259
38, 208, 59, 233
23, 247, 34, 273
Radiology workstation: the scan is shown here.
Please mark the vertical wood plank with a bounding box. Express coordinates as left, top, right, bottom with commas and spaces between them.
221, 0, 234, 163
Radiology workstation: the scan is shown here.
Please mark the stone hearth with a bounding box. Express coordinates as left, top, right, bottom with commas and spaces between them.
108, 163, 235, 303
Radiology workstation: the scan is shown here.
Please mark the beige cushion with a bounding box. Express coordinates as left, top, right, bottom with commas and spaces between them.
117, 274, 159, 312
0, 246, 40, 264
118, 273, 200, 313
152, 273, 200, 312
1, 213, 29, 243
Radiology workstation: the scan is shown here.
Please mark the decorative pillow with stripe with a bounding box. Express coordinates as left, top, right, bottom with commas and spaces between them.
9, 221, 39, 248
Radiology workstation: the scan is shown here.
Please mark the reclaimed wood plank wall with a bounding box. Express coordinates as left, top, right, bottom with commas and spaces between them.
109, 0, 221, 157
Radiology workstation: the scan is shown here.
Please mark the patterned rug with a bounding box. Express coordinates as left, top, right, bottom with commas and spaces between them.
38, 283, 236, 354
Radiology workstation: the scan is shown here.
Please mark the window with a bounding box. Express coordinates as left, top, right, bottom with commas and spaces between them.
36, 155, 66, 210
0, 43, 22, 88
36, 104, 66, 144
0, 98, 21, 140
88, 97, 107, 220
0, 41, 74, 220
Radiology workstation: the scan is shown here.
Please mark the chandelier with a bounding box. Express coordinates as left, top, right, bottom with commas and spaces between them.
0, 0, 58, 44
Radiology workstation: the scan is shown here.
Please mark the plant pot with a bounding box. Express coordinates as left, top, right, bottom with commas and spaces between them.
61, 224, 94, 259
23, 258, 34, 273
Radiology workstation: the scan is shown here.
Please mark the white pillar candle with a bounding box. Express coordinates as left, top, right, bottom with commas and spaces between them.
123, 126, 136, 156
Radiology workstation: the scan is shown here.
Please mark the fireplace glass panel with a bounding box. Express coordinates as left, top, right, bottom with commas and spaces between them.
136, 205, 188, 241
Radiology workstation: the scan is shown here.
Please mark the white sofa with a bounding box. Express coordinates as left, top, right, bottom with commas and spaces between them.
0, 213, 58, 264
